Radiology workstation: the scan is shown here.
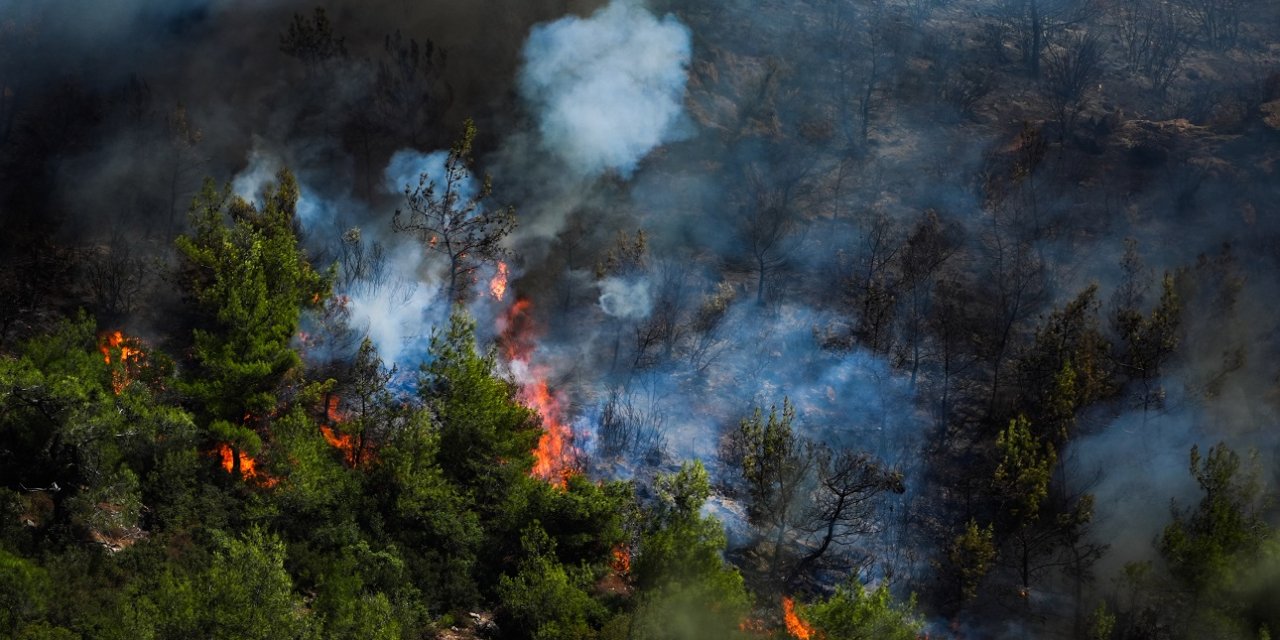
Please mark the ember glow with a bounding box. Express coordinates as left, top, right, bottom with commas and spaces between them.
610, 544, 631, 575
215, 443, 279, 488
499, 297, 578, 487
489, 261, 509, 301
320, 395, 362, 467
781, 596, 814, 640
98, 330, 144, 394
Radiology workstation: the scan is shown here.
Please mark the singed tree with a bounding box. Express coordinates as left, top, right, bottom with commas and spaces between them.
393, 119, 515, 304
175, 169, 330, 472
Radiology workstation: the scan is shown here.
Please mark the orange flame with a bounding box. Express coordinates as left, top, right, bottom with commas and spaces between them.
499, 297, 578, 488
782, 596, 814, 640
489, 261, 509, 301
611, 544, 631, 574
524, 379, 574, 486
320, 396, 364, 467
98, 330, 145, 394
215, 443, 278, 488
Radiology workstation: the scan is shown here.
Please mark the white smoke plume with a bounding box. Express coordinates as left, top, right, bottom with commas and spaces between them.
598, 276, 653, 319
518, 0, 693, 177
344, 241, 443, 369
230, 140, 283, 203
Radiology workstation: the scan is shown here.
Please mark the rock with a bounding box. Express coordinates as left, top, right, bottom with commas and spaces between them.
1261, 100, 1280, 131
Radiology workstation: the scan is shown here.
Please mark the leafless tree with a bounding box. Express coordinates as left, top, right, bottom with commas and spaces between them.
1042, 31, 1106, 139
996, 0, 1099, 78
842, 208, 904, 355
84, 231, 152, 321
732, 153, 816, 306
785, 447, 904, 586
595, 382, 669, 465
162, 104, 205, 237
1178, 0, 1244, 49
279, 8, 348, 74
373, 31, 453, 149
393, 120, 515, 304
893, 211, 961, 387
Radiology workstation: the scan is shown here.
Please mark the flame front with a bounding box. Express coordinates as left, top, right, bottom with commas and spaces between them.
782, 596, 814, 640
215, 443, 278, 488
499, 297, 578, 488
489, 261, 509, 300
98, 330, 145, 394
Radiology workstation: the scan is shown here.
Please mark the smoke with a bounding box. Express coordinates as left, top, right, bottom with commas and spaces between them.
344, 241, 442, 369
231, 141, 283, 203
598, 276, 653, 319
9, 0, 1280, 633
1067, 263, 1280, 576
517, 0, 692, 177
384, 149, 479, 203
1066, 395, 1205, 576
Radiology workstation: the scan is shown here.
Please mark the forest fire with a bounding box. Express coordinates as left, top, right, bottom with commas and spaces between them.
319, 396, 362, 467
489, 261, 509, 300
98, 330, 144, 394
610, 544, 631, 574
215, 443, 278, 488
782, 596, 814, 640
499, 297, 578, 487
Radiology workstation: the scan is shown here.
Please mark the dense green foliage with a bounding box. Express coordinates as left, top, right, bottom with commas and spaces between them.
0, 185, 780, 639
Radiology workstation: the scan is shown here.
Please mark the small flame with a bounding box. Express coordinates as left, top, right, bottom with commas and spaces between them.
98, 330, 145, 394
215, 443, 278, 488
320, 426, 358, 466
610, 544, 631, 574
739, 618, 768, 634
320, 396, 367, 467
499, 298, 578, 488
782, 596, 814, 640
489, 261, 509, 301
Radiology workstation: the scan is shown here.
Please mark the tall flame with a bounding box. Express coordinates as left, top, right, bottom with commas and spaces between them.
499, 297, 578, 488
489, 261, 509, 300
98, 330, 145, 394
782, 596, 814, 640
215, 443, 279, 488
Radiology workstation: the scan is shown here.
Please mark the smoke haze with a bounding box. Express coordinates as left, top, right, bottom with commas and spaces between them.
3, 0, 1279, 635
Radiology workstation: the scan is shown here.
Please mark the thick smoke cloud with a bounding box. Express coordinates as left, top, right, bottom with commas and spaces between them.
518, 0, 692, 177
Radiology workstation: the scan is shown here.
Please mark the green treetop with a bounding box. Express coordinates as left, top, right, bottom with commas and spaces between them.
175, 170, 330, 457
